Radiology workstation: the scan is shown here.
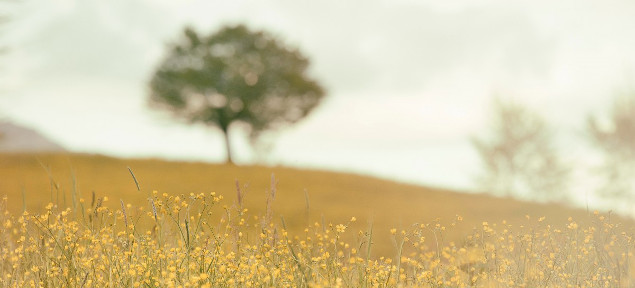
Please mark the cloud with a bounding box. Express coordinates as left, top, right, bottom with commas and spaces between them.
228, 1, 557, 96
14, 0, 173, 82
12, 0, 557, 97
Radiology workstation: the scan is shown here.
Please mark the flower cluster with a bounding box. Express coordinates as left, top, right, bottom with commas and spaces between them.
0, 192, 634, 287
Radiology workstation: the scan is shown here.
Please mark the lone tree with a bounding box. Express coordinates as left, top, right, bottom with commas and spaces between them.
148, 25, 325, 164
472, 99, 570, 202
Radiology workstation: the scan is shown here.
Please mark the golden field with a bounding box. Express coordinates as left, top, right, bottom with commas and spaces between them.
0, 153, 600, 252
1, 153, 635, 287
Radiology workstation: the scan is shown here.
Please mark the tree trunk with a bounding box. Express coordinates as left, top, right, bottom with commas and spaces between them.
221, 126, 233, 165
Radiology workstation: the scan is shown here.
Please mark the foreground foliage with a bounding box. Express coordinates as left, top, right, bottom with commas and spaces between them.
1, 187, 634, 287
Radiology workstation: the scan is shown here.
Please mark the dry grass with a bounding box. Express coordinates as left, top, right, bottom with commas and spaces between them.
3, 153, 635, 287
0, 153, 620, 257
1, 181, 634, 287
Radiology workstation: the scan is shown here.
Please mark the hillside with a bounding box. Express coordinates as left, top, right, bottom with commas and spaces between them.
0, 153, 617, 256
0, 121, 65, 152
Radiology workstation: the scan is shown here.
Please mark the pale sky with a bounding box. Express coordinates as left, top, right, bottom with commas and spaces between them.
2, 0, 635, 203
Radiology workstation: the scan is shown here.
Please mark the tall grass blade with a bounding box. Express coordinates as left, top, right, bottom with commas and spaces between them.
127, 166, 141, 191
120, 199, 128, 229
21, 186, 26, 213
304, 189, 310, 224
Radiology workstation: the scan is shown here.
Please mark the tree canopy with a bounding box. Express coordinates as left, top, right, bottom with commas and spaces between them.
587, 93, 635, 199
148, 25, 325, 163
472, 99, 570, 202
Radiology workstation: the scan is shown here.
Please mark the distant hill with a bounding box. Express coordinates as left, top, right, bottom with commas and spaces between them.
0, 121, 65, 152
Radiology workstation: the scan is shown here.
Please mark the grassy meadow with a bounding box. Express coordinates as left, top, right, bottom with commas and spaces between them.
1, 153, 635, 287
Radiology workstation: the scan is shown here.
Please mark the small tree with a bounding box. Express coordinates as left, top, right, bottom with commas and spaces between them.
472, 99, 570, 202
148, 25, 325, 164
587, 93, 635, 200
